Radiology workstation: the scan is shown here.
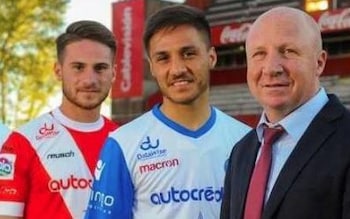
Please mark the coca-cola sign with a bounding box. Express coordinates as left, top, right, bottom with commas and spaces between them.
211, 23, 251, 46
317, 8, 350, 32
220, 23, 251, 44
210, 7, 350, 46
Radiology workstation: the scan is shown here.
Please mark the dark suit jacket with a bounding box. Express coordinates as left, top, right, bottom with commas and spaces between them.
221, 94, 350, 219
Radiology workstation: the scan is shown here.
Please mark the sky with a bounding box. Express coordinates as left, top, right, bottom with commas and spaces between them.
64, 0, 186, 29
64, 0, 116, 30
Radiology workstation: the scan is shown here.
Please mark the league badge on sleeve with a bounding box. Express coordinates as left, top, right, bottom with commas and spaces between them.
0, 153, 16, 180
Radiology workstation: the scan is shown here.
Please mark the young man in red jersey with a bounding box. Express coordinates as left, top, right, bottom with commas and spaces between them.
0, 20, 118, 219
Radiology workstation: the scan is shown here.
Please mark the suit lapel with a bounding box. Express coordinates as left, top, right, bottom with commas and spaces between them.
263, 95, 343, 218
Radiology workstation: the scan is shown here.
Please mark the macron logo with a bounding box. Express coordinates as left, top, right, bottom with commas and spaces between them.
94, 160, 106, 181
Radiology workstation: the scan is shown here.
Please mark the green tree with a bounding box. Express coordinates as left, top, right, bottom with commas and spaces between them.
0, 0, 68, 128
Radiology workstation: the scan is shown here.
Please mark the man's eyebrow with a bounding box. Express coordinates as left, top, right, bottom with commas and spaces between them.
69, 61, 85, 65
151, 51, 168, 58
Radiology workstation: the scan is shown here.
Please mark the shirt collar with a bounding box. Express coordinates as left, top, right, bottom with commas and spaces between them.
256, 87, 329, 142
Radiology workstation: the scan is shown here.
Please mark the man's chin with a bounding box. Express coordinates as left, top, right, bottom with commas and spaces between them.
76, 101, 102, 111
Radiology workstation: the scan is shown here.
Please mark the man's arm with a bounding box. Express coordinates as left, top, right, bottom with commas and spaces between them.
85, 137, 134, 219
0, 133, 28, 218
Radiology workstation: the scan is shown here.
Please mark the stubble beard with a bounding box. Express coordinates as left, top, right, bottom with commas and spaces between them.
162, 82, 208, 105
62, 88, 108, 111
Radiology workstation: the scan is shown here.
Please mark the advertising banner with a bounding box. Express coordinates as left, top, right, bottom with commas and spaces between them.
211, 22, 251, 46
112, 0, 144, 98
210, 7, 350, 46
312, 8, 350, 33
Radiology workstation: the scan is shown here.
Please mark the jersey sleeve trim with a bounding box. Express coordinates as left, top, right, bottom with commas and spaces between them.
0, 201, 24, 217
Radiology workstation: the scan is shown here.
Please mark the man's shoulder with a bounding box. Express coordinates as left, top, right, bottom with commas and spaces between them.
101, 116, 119, 131
214, 107, 251, 130
16, 112, 52, 132
107, 111, 157, 142
319, 94, 350, 124
115, 111, 153, 129
0, 115, 53, 155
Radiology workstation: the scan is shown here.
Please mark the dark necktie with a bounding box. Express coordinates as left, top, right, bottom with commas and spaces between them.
243, 126, 284, 219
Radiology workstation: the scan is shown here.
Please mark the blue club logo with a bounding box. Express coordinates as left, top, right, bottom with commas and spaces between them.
140, 136, 160, 150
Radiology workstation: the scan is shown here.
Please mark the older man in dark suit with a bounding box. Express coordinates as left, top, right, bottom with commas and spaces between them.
221, 6, 350, 219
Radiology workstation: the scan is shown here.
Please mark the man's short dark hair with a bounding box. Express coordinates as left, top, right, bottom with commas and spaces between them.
143, 5, 211, 56
56, 20, 116, 62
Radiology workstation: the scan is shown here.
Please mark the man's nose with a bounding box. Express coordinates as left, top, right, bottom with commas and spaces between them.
262, 53, 284, 77
82, 68, 98, 85
170, 57, 187, 76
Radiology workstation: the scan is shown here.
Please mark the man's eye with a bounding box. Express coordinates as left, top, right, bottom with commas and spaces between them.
283, 48, 298, 57
73, 64, 84, 71
95, 65, 108, 72
183, 51, 196, 58
155, 55, 168, 62
251, 51, 265, 59
284, 49, 295, 54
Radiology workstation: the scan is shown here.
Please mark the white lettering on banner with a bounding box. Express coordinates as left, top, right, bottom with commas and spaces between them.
318, 9, 350, 31
220, 23, 251, 44
121, 6, 132, 93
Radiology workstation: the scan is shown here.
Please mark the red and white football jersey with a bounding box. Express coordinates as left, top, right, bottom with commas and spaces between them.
0, 108, 117, 219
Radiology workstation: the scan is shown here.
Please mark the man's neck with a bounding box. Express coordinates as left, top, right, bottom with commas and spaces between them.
160, 101, 211, 131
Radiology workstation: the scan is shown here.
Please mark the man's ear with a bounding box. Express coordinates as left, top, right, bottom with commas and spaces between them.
148, 58, 156, 78
316, 50, 327, 77
111, 63, 117, 83
54, 62, 63, 81
209, 46, 217, 69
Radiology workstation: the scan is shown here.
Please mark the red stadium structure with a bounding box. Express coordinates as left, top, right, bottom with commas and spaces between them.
112, 0, 350, 127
